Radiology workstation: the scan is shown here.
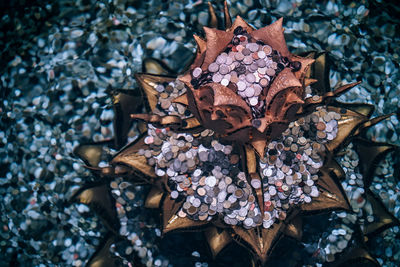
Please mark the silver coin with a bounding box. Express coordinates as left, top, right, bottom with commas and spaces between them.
253, 84, 262, 96
221, 78, 229, 87
216, 53, 227, 64
243, 56, 253, 65
208, 62, 219, 72
245, 86, 255, 98
242, 48, 251, 56
205, 176, 217, 187
192, 67, 202, 78
258, 67, 267, 75
237, 80, 247, 91
225, 56, 233, 65
193, 198, 201, 207
251, 179, 261, 189
235, 52, 244, 61
245, 73, 256, 83
219, 64, 230, 75
212, 73, 223, 83
244, 217, 253, 226
249, 97, 258, 106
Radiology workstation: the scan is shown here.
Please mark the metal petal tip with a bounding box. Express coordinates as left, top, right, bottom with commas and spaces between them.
364, 190, 400, 237
353, 138, 397, 187
87, 236, 119, 267
112, 91, 142, 149
231, 223, 284, 263
112, 135, 156, 180
161, 196, 208, 234
301, 165, 351, 213
71, 184, 120, 233
134, 73, 177, 112
205, 227, 232, 258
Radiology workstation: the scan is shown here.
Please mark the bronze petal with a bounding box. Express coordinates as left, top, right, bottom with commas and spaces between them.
282, 216, 303, 241
71, 184, 120, 234
250, 139, 267, 158
228, 16, 255, 33
111, 135, 156, 180
307, 52, 330, 95
325, 106, 368, 153
301, 167, 351, 213
207, 2, 218, 28
161, 196, 208, 234
142, 58, 175, 75
179, 117, 204, 133
353, 114, 394, 136
112, 91, 142, 149
192, 35, 207, 68
231, 223, 284, 263
144, 186, 164, 208
330, 101, 375, 118
363, 190, 400, 238
134, 73, 177, 112
74, 140, 113, 167
211, 82, 251, 115
202, 27, 233, 70
205, 227, 232, 258
87, 236, 119, 267
353, 138, 397, 187
290, 54, 315, 83
265, 68, 302, 107
223, 0, 232, 29
251, 17, 289, 57
172, 93, 189, 106
244, 145, 257, 174
323, 157, 346, 181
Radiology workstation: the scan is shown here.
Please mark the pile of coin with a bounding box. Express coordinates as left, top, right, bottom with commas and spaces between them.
190, 27, 301, 117
144, 76, 342, 229
141, 123, 263, 228
259, 107, 340, 227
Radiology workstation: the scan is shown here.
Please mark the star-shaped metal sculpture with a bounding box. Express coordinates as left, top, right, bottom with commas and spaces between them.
71, 2, 399, 266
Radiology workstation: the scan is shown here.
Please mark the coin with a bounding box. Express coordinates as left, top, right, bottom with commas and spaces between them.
251, 179, 261, 189
208, 62, 219, 72
192, 67, 202, 78
237, 80, 246, 91
263, 45, 272, 55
